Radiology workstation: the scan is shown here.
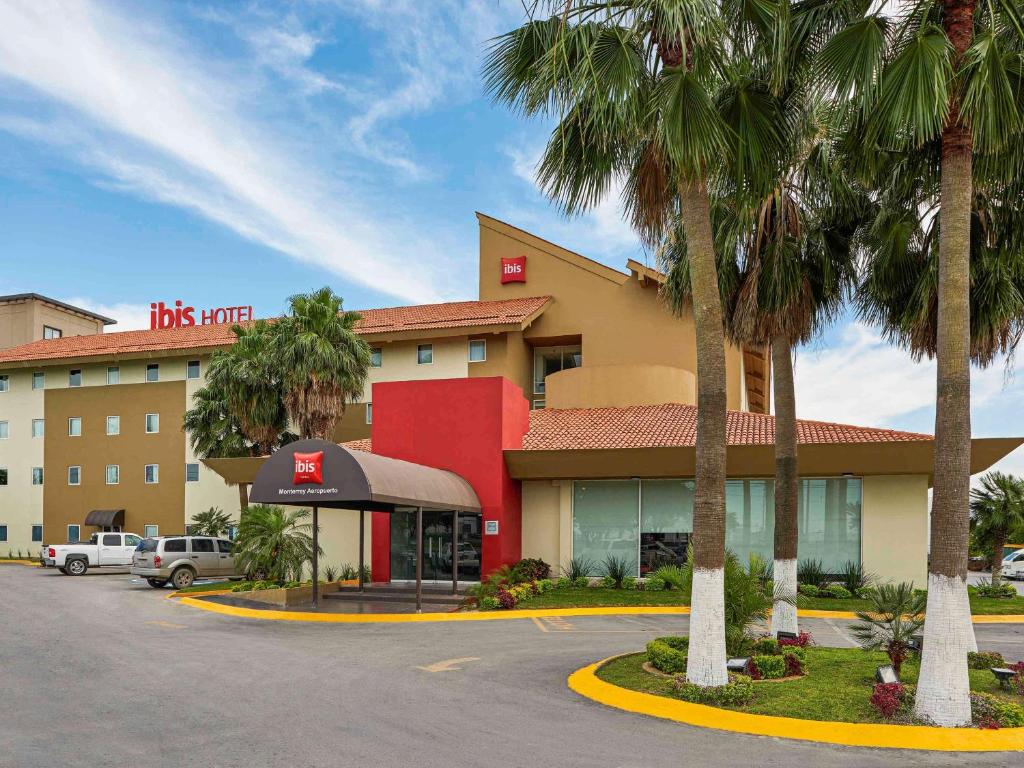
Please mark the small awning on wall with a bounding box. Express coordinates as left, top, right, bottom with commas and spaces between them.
84, 509, 125, 527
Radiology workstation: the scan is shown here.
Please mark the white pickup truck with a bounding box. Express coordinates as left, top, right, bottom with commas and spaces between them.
44, 532, 143, 575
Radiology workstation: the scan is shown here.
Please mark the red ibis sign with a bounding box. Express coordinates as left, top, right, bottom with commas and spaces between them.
292, 451, 324, 485
500, 256, 527, 284
149, 300, 254, 330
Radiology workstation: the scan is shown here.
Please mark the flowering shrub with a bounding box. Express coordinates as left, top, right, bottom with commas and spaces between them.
783, 651, 804, 677
1011, 661, 1024, 696
675, 674, 754, 706
967, 651, 1005, 669
510, 557, 551, 582
870, 683, 906, 719
496, 588, 516, 609
777, 630, 813, 648
971, 692, 1024, 728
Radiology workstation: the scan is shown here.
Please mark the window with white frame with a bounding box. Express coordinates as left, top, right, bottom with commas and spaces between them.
146, 364, 159, 382
31, 419, 44, 438
185, 463, 200, 482
31, 467, 43, 485
0, 421, 7, 439
68, 417, 82, 437
105, 465, 119, 485
68, 369, 82, 387
0, 375, 8, 392
468, 339, 486, 362
144, 524, 159, 538
416, 344, 433, 365
370, 347, 382, 367
186, 360, 201, 379
106, 416, 119, 435
68, 466, 81, 485
32, 372, 44, 390
365, 403, 373, 424
533, 345, 582, 394
106, 366, 119, 385
145, 413, 159, 434
145, 464, 159, 484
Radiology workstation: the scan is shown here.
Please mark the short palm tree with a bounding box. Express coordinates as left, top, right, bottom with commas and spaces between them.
850, 582, 927, 676
819, 0, 1024, 725
486, 0, 791, 689
189, 507, 233, 538
274, 287, 372, 440
232, 504, 319, 585
970, 472, 1024, 585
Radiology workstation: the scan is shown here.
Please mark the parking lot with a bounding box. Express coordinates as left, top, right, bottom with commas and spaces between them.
2, 565, 1023, 768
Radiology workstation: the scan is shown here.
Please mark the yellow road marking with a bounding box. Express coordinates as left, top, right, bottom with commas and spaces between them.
531, 617, 549, 633
416, 657, 480, 673
568, 655, 1024, 752
146, 620, 187, 630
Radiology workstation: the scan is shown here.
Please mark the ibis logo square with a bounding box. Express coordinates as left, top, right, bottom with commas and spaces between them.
500, 256, 527, 284
293, 451, 324, 485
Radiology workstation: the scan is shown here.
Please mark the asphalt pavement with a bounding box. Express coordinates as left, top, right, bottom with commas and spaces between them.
2, 565, 1022, 768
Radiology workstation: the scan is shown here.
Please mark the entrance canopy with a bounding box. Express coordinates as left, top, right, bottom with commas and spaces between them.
249, 439, 480, 513
84, 509, 125, 527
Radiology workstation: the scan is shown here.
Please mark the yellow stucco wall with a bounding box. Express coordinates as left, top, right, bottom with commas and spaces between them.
521, 480, 562, 569
0, 369, 44, 552
861, 474, 929, 587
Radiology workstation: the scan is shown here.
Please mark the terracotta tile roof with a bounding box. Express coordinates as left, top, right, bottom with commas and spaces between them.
353, 296, 550, 334
340, 438, 372, 453
520, 403, 931, 450
0, 296, 552, 365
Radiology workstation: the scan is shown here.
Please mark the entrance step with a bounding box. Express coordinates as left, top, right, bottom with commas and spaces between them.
324, 585, 467, 606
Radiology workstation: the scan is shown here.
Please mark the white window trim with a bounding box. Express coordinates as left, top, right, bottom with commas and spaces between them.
186, 360, 201, 379
106, 366, 119, 385
68, 466, 81, 486
105, 465, 119, 485
416, 344, 433, 365
0, 421, 8, 440
0, 375, 8, 392
370, 347, 383, 368
146, 364, 159, 382
106, 416, 120, 436
365, 403, 373, 425
31, 468, 43, 485
145, 464, 159, 484
68, 417, 82, 437
468, 339, 487, 363
145, 413, 160, 434
31, 420, 44, 438
32, 372, 44, 390
144, 524, 159, 538
68, 369, 82, 387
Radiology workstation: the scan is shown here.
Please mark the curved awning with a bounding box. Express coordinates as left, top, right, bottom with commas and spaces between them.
84, 509, 125, 527
248, 439, 480, 512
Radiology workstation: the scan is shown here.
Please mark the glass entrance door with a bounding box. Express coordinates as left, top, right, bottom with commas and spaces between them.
390, 510, 482, 582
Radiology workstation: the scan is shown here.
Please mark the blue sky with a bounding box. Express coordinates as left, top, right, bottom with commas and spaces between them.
0, 0, 1020, 476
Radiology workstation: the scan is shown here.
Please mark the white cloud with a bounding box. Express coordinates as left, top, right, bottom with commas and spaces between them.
0, 0, 460, 303
63, 298, 152, 332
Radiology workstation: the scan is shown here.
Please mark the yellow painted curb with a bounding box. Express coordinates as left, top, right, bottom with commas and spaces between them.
0, 559, 41, 566
797, 608, 1024, 624
568, 655, 1024, 752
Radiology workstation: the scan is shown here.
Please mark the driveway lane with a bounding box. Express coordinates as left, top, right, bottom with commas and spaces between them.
1, 566, 1020, 768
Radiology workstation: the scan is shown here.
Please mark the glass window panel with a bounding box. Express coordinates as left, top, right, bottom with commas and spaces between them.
0, 421, 8, 439
106, 465, 119, 485
640, 480, 694, 574
725, 480, 775, 567
32, 525, 42, 542
32, 372, 44, 390
468, 339, 486, 362
68, 369, 81, 387
572, 480, 639, 576
0, 375, 7, 392
31, 419, 44, 438
797, 478, 862, 572
185, 463, 200, 482
0, 525, 7, 542
106, 416, 119, 435
369, 347, 382, 367
146, 364, 159, 382
416, 345, 432, 364
68, 525, 80, 543
68, 417, 81, 436
106, 366, 119, 385
31, 467, 43, 485
186, 360, 200, 379
145, 464, 159, 484
0, 468, 7, 485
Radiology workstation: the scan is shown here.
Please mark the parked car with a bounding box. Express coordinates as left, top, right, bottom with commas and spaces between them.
44, 532, 143, 575
131, 535, 241, 589
1001, 549, 1024, 580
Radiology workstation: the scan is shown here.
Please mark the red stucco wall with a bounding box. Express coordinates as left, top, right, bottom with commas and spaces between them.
369, 376, 530, 582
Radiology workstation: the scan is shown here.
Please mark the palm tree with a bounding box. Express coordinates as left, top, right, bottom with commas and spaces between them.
232, 504, 319, 585
850, 582, 927, 676
274, 287, 372, 440
819, 0, 1024, 725
970, 472, 1024, 585
486, 0, 790, 688
189, 507, 233, 538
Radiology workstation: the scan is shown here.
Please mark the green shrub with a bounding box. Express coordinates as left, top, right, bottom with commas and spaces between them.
838, 559, 873, 595
822, 584, 853, 599
641, 576, 666, 591
600, 575, 616, 588
675, 674, 754, 706
562, 556, 594, 581
751, 637, 779, 656
555, 576, 573, 590
782, 646, 807, 662
510, 557, 551, 582
622, 576, 637, 590
972, 692, 1024, 727
797, 559, 827, 588
798, 584, 820, 597
479, 596, 500, 610
653, 564, 688, 591
572, 576, 589, 589
971, 579, 1017, 599
967, 651, 1006, 669
602, 555, 634, 589
535, 578, 554, 593
752, 654, 786, 679
646, 636, 689, 674
230, 582, 255, 592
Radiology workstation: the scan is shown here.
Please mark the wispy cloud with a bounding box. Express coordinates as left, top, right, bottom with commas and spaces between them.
63, 297, 152, 332
0, 0, 490, 303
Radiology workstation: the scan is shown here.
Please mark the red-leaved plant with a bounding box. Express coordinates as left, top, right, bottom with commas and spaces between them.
784, 653, 804, 677
777, 631, 813, 648
1010, 661, 1024, 696
870, 682, 905, 719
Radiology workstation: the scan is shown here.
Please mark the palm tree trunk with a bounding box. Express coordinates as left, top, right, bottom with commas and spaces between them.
991, 533, 1006, 587
679, 180, 728, 688
238, 482, 249, 515
769, 337, 799, 637
914, 0, 975, 726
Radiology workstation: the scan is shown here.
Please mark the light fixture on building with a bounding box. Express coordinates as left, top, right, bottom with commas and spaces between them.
875, 665, 899, 685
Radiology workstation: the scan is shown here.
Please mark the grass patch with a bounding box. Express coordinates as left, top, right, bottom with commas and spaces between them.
517, 587, 689, 608
797, 594, 1024, 616
597, 648, 1019, 724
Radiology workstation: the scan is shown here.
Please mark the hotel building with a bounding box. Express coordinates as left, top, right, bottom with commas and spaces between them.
0, 214, 1018, 585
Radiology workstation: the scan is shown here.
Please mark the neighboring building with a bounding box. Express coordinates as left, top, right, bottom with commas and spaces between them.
0, 293, 115, 351
1, 214, 1018, 585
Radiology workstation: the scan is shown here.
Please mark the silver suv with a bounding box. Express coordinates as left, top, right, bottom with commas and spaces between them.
131, 536, 242, 589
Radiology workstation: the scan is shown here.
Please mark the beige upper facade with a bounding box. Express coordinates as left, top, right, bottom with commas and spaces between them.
0, 294, 114, 351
